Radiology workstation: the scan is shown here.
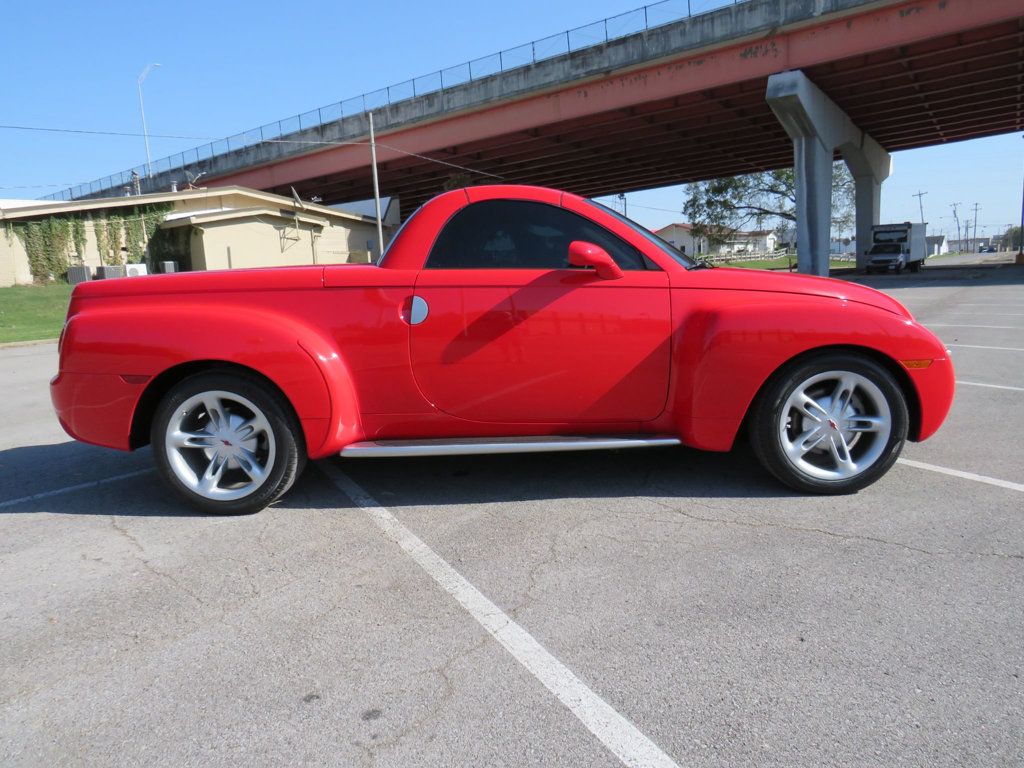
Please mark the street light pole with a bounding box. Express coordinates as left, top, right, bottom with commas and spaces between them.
137, 63, 161, 178
368, 112, 385, 260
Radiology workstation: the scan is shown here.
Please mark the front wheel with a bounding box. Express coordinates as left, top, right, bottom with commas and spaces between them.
749, 353, 908, 494
151, 372, 305, 514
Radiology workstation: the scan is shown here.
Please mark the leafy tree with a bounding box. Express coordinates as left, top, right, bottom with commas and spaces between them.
683, 165, 855, 245
1001, 225, 1022, 251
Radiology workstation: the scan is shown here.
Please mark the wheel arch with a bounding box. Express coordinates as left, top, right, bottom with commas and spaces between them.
742, 343, 923, 442
61, 303, 363, 457
130, 360, 308, 450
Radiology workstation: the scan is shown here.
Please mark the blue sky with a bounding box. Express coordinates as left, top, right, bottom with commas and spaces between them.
1, 0, 1020, 237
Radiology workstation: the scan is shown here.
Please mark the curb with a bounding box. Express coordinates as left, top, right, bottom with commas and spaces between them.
0, 338, 59, 349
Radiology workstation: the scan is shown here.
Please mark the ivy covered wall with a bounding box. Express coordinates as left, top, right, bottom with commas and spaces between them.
7, 203, 174, 282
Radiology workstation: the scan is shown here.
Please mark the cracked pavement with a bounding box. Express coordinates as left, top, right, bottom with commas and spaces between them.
1, 265, 1022, 767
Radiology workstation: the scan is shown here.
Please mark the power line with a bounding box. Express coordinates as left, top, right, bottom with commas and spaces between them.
0, 125, 505, 190
0, 123, 213, 141
593, 198, 682, 215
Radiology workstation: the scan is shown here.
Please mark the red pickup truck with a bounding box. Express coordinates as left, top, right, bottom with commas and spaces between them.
52, 185, 954, 514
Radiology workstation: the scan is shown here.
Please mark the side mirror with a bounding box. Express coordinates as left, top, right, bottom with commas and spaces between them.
568, 240, 623, 280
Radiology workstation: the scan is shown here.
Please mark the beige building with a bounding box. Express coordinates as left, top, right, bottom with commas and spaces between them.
0, 187, 396, 287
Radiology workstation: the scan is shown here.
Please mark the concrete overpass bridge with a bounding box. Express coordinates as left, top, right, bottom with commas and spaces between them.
54, 0, 1023, 274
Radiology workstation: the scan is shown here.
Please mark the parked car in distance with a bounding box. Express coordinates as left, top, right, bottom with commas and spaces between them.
52, 185, 955, 514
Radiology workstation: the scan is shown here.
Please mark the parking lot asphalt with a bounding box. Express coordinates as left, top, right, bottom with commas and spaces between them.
2, 264, 1022, 767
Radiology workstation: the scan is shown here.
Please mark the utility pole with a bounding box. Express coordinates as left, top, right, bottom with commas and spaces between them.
617, 192, 627, 218
368, 112, 385, 261
971, 203, 981, 251
137, 63, 161, 178
1018, 136, 1024, 263
950, 203, 962, 253
912, 190, 928, 224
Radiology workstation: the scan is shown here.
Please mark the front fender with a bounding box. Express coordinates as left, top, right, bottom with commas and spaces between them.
670, 293, 952, 450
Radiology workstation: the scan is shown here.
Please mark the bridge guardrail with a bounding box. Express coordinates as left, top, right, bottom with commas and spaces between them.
44, 0, 743, 201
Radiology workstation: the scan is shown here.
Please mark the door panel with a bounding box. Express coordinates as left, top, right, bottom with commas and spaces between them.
410, 269, 671, 423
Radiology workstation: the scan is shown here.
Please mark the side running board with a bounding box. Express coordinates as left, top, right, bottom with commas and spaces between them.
340, 435, 681, 458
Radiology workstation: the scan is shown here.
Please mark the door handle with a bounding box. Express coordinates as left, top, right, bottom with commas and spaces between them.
402, 295, 429, 325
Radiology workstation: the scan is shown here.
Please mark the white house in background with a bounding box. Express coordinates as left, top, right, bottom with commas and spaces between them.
654, 223, 708, 256
740, 230, 778, 253
707, 228, 779, 255
925, 234, 948, 256
655, 223, 784, 257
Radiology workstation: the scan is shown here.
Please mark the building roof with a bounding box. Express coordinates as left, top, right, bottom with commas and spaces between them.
656, 223, 777, 239
0, 186, 376, 225
0, 199, 49, 211
655, 222, 694, 233
160, 206, 338, 229
925, 234, 947, 244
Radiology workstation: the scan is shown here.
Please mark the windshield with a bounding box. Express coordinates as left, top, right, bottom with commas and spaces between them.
870, 244, 901, 254
583, 200, 698, 268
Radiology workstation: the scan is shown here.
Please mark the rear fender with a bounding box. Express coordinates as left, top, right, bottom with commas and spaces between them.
61, 304, 361, 457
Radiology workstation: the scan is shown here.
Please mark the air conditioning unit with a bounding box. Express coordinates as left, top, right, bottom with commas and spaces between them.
126, 264, 149, 278
67, 265, 92, 285
159, 261, 178, 273
95, 266, 126, 280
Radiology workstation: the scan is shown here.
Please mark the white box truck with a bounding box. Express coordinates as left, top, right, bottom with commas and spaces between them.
865, 223, 927, 274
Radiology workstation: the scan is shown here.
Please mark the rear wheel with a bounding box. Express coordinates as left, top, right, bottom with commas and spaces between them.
151, 372, 305, 514
749, 353, 908, 494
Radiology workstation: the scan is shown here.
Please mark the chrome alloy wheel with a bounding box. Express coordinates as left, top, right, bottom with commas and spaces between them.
164, 390, 276, 501
778, 370, 892, 482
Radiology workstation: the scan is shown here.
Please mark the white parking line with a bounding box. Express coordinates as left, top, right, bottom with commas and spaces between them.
946, 344, 1024, 352
957, 380, 1024, 392
319, 462, 680, 768
897, 459, 1024, 493
0, 469, 152, 510
937, 313, 1024, 317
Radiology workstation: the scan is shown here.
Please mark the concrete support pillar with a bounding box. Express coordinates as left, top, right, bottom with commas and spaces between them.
852, 175, 881, 272
767, 70, 891, 276
793, 136, 834, 276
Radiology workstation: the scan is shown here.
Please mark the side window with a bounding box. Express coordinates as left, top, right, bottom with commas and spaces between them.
427, 200, 651, 270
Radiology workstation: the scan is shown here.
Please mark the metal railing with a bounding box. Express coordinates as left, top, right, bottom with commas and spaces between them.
45, 0, 743, 201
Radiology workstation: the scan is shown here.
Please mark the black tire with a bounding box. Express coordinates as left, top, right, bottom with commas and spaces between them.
749, 353, 908, 494
151, 371, 306, 515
